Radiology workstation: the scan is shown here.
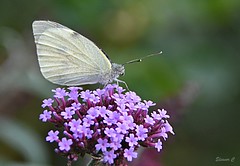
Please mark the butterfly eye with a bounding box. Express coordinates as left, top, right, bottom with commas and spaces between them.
118, 65, 125, 76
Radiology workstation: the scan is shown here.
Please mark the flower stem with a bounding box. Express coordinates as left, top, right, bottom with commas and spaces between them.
87, 158, 106, 166
67, 160, 72, 166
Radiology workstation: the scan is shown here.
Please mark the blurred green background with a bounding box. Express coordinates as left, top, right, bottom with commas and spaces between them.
0, 0, 240, 166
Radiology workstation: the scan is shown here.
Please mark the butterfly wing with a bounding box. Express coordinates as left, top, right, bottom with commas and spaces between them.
32, 20, 112, 86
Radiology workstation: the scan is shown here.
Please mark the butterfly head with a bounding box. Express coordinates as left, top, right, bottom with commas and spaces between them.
111, 63, 125, 78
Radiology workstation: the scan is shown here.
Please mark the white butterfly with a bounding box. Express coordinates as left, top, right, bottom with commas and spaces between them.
32, 20, 125, 86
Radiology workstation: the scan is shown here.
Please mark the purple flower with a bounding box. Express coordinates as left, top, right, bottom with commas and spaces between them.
125, 91, 141, 103
144, 115, 155, 125
68, 119, 82, 132
124, 148, 138, 161
126, 102, 137, 110
39, 110, 52, 122
109, 111, 120, 120
98, 106, 108, 116
89, 95, 100, 104
120, 112, 133, 124
137, 102, 148, 111
158, 109, 170, 119
73, 131, 83, 139
163, 120, 175, 135
93, 88, 105, 97
85, 128, 93, 139
80, 90, 92, 101
68, 87, 80, 101
95, 138, 109, 152
87, 107, 100, 118
41, 98, 54, 108
103, 112, 119, 125
61, 107, 75, 119
71, 103, 81, 110
126, 134, 138, 147
159, 127, 168, 140
155, 139, 162, 152
144, 100, 156, 107
114, 98, 127, 106
112, 93, 125, 100
46, 130, 59, 142
109, 139, 122, 150
39, 84, 174, 165
112, 133, 124, 142
116, 122, 128, 134
116, 86, 125, 94
104, 128, 117, 138
136, 125, 148, 141
68, 87, 82, 91
58, 137, 73, 151
82, 117, 94, 127
103, 150, 117, 164
117, 104, 129, 112
76, 125, 88, 135
52, 88, 68, 98
151, 111, 162, 120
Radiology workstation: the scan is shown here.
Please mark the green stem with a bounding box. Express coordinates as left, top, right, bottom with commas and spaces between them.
67, 160, 72, 166
87, 158, 106, 166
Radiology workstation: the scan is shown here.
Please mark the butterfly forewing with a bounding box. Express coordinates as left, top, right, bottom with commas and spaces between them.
32, 20, 112, 86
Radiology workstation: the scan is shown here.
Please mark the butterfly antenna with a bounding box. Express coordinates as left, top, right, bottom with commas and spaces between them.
123, 51, 163, 65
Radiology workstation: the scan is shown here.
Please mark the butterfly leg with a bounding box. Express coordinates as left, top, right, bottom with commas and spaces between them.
115, 79, 130, 91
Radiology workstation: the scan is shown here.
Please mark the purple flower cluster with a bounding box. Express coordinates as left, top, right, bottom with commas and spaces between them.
39, 84, 174, 165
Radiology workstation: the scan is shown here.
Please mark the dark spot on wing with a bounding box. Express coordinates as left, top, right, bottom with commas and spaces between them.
71, 31, 79, 38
